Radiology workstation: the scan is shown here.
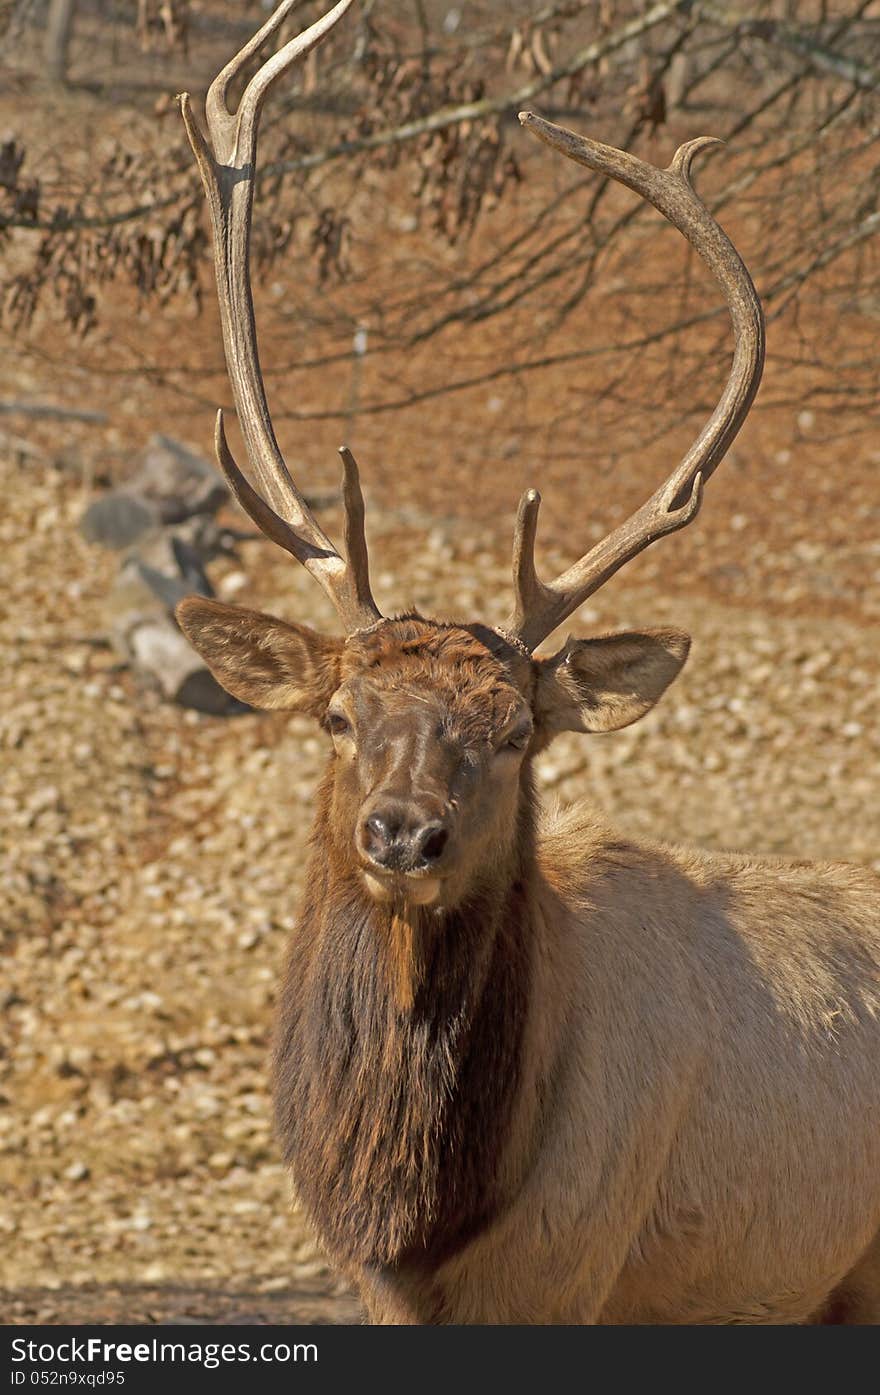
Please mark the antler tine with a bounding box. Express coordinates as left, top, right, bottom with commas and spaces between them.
206, 0, 313, 135
178, 0, 381, 633
507, 112, 765, 652
338, 446, 376, 617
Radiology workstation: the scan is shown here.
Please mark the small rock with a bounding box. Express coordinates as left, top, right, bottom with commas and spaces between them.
79, 493, 159, 549
129, 435, 228, 524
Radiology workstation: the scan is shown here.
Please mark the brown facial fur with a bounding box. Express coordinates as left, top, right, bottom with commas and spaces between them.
326, 617, 534, 912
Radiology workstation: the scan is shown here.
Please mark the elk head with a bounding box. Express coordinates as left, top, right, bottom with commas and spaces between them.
176, 0, 764, 913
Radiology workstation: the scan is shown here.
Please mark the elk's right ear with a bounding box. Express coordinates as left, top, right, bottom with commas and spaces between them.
533, 628, 690, 737
176, 597, 343, 716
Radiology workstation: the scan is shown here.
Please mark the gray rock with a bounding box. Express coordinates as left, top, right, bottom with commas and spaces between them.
129, 434, 228, 523
101, 531, 244, 715
79, 492, 159, 549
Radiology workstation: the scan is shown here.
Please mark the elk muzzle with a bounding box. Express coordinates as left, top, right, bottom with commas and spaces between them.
357, 796, 451, 905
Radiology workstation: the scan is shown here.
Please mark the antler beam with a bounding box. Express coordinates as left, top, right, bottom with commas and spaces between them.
507, 114, 765, 653
178, 0, 381, 633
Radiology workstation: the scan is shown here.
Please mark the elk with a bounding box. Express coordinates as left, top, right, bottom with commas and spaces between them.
176, 0, 880, 1323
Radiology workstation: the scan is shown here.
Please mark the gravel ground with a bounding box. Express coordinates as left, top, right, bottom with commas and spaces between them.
2, 437, 878, 1324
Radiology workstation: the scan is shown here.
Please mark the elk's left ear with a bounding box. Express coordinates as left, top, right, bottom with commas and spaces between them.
534, 629, 690, 736
176, 597, 343, 716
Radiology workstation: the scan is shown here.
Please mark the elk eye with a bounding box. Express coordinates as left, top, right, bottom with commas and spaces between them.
503, 726, 532, 752
326, 711, 351, 738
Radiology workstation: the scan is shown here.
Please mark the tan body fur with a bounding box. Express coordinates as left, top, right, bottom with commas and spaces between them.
360, 814, 880, 1324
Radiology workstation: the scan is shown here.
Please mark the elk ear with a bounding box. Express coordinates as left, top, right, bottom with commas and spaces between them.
176, 597, 343, 716
534, 628, 690, 736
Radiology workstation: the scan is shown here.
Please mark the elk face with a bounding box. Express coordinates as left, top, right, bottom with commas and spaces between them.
178, 601, 689, 911
324, 618, 535, 910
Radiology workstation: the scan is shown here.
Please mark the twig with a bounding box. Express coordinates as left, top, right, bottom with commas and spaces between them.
0, 400, 107, 423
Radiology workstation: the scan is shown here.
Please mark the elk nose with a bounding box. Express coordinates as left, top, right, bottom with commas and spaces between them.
361, 806, 449, 872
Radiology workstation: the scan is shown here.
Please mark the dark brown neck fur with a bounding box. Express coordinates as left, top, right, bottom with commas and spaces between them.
272, 765, 536, 1270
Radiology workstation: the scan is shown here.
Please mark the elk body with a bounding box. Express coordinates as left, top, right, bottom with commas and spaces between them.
176, 0, 880, 1324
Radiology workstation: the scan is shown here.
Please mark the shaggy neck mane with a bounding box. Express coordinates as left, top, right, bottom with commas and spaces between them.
272, 768, 536, 1270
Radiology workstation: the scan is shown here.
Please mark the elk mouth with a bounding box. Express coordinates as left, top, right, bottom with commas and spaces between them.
361, 867, 444, 908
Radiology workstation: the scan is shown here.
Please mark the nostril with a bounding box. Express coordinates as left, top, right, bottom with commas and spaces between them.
416, 823, 448, 865
364, 813, 391, 859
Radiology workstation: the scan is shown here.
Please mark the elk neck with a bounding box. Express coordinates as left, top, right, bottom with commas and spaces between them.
272, 761, 540, 1271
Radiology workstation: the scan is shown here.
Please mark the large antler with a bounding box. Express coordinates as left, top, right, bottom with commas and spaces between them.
507, 113, 765, 653
178, 0, 381, 633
